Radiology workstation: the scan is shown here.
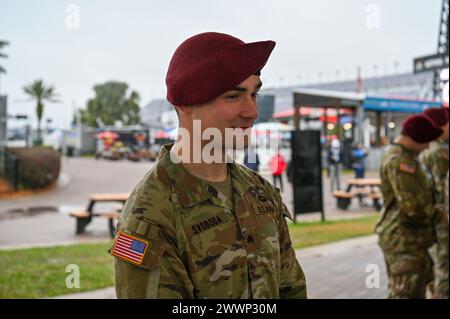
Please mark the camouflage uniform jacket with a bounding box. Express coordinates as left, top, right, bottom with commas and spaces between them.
419, 140, 449, 204
110, 143, 307, 299
376, 143, 437, 252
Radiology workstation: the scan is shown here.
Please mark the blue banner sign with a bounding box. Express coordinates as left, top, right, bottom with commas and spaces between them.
363, 96, 442, 113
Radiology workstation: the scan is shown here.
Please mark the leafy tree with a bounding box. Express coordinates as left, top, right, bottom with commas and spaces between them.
0, 40, 8, 73
80, 81, 141, 127
0, 40, 9, 93
23, 79, 58, 145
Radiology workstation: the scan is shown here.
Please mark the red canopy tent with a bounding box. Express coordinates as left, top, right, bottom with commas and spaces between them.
95, 131, 119, 140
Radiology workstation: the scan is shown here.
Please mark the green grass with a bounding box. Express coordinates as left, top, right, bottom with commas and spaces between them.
0, 242, 114, 298
288, 213, 379, 249
0, 214, 380, 298
322, 168, 355, 175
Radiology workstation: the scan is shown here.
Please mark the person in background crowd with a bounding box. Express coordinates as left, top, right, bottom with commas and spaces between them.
351, 143, 368, 179
327, 138, 342, 191
243, 145, 260, 173
269, 152, 287, 192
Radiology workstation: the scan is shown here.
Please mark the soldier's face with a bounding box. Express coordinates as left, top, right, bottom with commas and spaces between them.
189, 75, 261, 150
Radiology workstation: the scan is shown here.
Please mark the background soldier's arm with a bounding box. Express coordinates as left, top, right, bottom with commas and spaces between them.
385, 161, 430, 224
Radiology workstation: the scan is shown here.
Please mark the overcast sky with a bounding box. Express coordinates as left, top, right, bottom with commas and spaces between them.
0, 0, 443, 129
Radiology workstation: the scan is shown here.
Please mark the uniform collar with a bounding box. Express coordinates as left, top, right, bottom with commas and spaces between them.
157, 143, 251, 208
435, 139, 449, 147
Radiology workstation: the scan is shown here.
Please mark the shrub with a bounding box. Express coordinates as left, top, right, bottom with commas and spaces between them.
7, 147, 61, 189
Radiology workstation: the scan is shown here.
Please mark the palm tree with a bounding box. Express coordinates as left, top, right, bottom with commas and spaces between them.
0, 40, 9, 93
23, 79, 58, 145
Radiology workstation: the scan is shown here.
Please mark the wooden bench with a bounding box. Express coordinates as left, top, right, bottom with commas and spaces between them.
69, 210, 90, 219
89, 193, 129, 202
70, 193, 129, 237
368, 192, 381, 198
333, 190, 383, 211
70, 210, 122, 237
368, 192, 383, 211
333, 191, 353, 209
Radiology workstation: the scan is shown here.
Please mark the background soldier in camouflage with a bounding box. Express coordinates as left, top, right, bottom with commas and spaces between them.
420, 108, 449, 204
110, 32, 307, 299
420, 107, 449, 299
376, 115, 443, 298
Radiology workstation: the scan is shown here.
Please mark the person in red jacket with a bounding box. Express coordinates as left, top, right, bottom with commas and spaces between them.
269, 152, 287, 191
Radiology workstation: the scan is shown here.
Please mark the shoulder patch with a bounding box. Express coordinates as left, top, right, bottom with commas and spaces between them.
441, 149, 449, 161
399, 162, 416, 174
111, 231, 149, 266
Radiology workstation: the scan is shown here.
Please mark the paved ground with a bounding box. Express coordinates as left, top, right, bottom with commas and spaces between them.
0, 156, 379, 248
54, 235, 387, 299
298, 235, 387, 299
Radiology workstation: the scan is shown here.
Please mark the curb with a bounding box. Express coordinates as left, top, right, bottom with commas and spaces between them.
51, 287, 116, 299
0, 238, 112, 251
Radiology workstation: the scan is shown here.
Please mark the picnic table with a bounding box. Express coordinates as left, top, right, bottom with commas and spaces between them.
70, 193, 130, 237
333, 178, 382, 211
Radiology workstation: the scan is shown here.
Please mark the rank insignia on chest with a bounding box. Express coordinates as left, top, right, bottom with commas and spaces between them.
248, 187, 258, 198
257, 195, 268, 203
111, 232, 149, 265
400, 162, 416, 174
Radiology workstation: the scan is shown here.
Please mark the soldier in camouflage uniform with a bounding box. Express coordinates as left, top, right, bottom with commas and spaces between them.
419, 107, 449, 299
420, 108, 449, 204
109, 32, 307, 298
446, 172, 449, 208
376, 115, 444, 298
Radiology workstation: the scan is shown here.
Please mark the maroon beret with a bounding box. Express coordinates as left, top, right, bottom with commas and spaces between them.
165, 32, 276, 106
401, 114, 443, 143
423, 107, 449, 127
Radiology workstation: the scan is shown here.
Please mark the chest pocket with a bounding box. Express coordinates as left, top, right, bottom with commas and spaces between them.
180, 204, 240, 272
244, 186, 279, 246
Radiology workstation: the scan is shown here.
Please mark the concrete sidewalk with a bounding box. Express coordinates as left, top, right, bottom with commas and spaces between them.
297, 235, 387, 299
53, 235, 387, 299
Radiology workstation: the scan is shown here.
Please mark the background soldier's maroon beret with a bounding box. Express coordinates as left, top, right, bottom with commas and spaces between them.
165, 32, 276, 106
423, 107, 449, 127
401, 114, 443, 143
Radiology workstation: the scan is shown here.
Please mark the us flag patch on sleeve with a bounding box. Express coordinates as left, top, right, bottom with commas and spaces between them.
112, 232, 149, 265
